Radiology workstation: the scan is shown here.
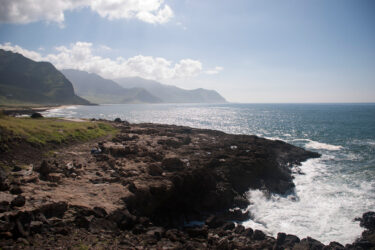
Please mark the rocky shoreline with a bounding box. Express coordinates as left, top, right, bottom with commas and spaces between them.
0, 119, 374, 249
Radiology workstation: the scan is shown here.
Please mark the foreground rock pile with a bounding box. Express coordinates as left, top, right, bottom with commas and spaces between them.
0, 120, 374, 249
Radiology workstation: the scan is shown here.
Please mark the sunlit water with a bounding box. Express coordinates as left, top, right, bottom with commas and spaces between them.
43, 103, 375, 244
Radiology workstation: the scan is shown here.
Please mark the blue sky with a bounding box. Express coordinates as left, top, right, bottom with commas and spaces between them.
0, 0, 374, 103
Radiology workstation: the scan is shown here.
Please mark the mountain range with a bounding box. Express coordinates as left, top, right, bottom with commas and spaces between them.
62, 70, 226, 104
0, 49, 227, 106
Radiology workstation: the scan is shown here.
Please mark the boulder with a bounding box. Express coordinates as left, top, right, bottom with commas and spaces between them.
30, 112, 43, 118
360, 211, 375, 230
162, 158, 184, 171
11, 195, 26, 207
253, 229, 266, 240
9, 186, 23, 194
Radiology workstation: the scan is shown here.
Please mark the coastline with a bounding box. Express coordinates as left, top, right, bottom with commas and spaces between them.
0, 117, 373, 249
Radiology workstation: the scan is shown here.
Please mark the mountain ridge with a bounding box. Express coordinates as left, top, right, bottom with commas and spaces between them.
115, 77, 227, 103
0, 49, 90, 106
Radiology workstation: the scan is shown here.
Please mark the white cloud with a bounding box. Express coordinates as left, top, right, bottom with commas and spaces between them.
0, 0, 173, 25
205, 66, 224, 75
0, 42, 204, 81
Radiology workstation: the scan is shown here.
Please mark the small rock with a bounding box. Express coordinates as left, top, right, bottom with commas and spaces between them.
30, 112, 43, 118
11, 195, 26, 207
114, 118, 122, 123
10, 186, 23, 194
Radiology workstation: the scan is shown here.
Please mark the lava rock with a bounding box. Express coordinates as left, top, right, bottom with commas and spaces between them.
11, 195, 26, 207
30, 112, 43, 118
9, 185, 23, 194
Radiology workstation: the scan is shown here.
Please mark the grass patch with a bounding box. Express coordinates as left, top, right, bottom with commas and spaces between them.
0, 116, 117, 147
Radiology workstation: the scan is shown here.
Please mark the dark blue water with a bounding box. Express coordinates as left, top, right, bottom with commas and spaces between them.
43, 103, 375, 244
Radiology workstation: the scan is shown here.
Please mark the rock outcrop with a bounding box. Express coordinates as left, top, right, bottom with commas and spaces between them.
1, 120, 371, 249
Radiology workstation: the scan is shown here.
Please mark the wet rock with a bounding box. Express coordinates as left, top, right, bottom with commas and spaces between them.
205, 215, 226, 229
253, 229, 265, 240
243, 227, 253, 237
222, 222, 235, 231
276, 232, 286, 245
225, 208, 251, 221
234, 225, 245, 234
114, 118, 122, 123
11, 195, 26, 207
325, 241, 344, 249
359, 211, 375, 230
294, 237, 325, 250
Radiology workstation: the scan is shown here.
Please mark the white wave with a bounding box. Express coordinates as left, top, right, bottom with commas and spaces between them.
243, 158, 375, 245
292, 139, 343, 151
305, 140, 343, 151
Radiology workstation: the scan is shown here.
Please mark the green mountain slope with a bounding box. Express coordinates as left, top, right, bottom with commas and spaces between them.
0, 49, 90, 106
61, 69, 161, 104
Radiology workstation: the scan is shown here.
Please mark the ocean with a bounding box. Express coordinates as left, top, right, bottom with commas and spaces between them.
42, 103, 375, 244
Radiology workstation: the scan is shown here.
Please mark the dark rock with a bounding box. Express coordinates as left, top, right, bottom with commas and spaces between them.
93, 207, 107, 218
162, 157, 184, 171
11, 195, 26, 207
148, 164, 163, 176
29, 221, 43, 234
114, 118, 122, 123
283, 234, 300, 247
276, 232, 286, 245
107, 209, 137, 230
234, 225, 245, 234
253, 229, 265, 240
37, 202, 68, 218
146, 227, 165, 240
89, 218, 117, 233
36, 160, 53, 176
225, 208, 251, 221
222, 222, 235, 231
205, 215, 226, 229
326, 241, 344, 249
359, 211, 375, 230
186, 227, 208, 238
30, 112, 43, 118
12, 165, 22, 172
294, 237, 324, 250
0, 201, 10, 212
243, 227, 253, 237
10, 186, 23, 195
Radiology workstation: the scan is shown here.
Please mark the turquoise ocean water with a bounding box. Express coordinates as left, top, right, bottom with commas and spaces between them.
43, 103, 375, 244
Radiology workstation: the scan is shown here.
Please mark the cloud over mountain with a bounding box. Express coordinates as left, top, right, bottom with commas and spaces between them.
0, 0, 173, 25
0, 42, 208, 81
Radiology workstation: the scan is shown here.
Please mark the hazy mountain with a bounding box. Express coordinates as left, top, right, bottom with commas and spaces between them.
115, 77, 227, 103
61, 69, 161, 104
0, 49, 90, 106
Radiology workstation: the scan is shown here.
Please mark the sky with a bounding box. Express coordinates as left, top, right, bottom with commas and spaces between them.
0, 0, 374, 103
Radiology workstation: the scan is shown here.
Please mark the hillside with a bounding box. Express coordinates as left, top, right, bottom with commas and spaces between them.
61, 69, 161, 104
115, 77, 227, 103
0, 49, 90, 106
